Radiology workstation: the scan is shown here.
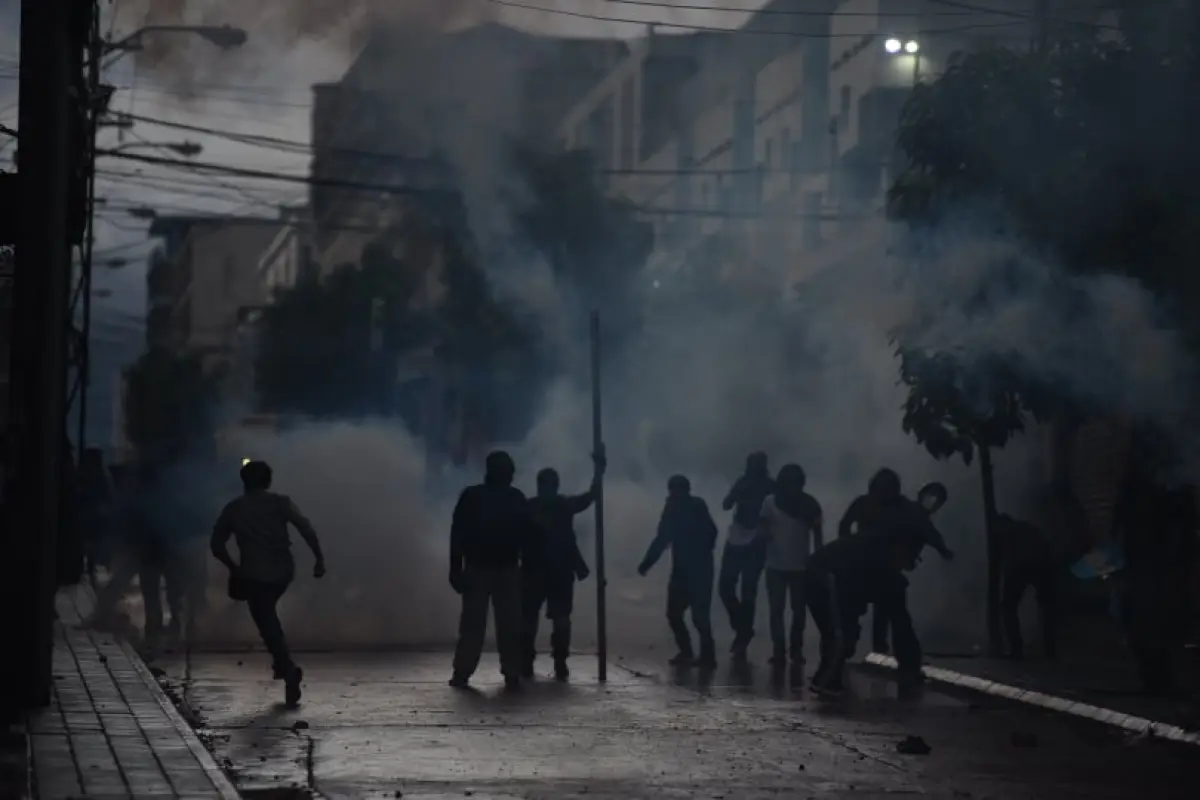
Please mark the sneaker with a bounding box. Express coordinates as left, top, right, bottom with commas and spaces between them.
448, 675, 470, 689
554, 661, 569, 682
284, 667, 303, 707
811, 680, 845, 698
668, 652, 695, 666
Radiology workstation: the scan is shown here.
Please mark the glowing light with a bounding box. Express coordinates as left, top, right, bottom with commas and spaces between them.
904, 40, 920, 54
241, 458, 251, 466
884, 37, 902, 53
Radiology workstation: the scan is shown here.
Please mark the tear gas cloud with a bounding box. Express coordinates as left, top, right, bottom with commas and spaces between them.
194, 225, 1192, 654
131, 12, 1194, 655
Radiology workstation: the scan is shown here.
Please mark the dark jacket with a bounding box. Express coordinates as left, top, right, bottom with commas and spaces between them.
838, 494, 949, 561
527, 491, 593, 579
639, 495, 719, 577
450, 483, 536, 573
723, 473, 776, 530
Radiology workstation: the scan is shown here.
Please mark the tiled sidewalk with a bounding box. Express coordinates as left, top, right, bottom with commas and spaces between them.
27, 590, 240, 799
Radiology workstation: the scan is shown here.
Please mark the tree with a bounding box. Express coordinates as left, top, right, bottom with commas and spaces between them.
511, 147, 655, 343
123, 347, 220, 462
254, 237, 428, 418
888, 5, 1200, 306
894, 342, 1054, 654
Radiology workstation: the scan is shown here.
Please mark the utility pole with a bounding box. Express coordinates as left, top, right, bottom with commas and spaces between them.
1034, 0, 1050, 55
0, 0, 85, 714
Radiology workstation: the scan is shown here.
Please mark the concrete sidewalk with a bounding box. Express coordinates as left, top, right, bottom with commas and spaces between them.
27, 590, 240, 799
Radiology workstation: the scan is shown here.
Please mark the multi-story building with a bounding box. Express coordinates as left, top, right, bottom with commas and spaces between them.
145, 214, 283, 371
300, 22, 626, 470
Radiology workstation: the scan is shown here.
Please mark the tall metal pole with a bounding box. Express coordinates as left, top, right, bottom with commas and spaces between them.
1, 0, 76, 713
76, 2, 101, 463
589, 310, 608, 682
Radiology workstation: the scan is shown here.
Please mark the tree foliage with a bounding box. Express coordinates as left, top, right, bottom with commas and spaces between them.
894, 343, 1054, 466
511, 146, 655, 324
123, 347, 219, 461
254, 238, 429, 417
889, 3, 1200, 304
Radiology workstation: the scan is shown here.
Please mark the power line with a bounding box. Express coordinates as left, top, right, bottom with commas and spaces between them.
487, 0, 1027, 36
601, 0, 972, 17
926, 0, 1116, 29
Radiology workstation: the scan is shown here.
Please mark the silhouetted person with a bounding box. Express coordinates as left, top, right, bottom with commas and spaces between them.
211, 460, 325, 707
761, 464, 823, 673
810, 469, 948, 696
719, 452, 775, 660
521, 451, 604, 681
997, 510, 1063, 660
638, 475, 719, 668
449, 450, 534, 690
839, 470, 953, 653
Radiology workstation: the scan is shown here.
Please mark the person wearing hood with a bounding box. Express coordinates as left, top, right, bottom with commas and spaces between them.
449, 450, 537, 690
760, 464, 823, 674
521, 449, 605, 682
839, 470, 954, 654
719, 452, 775, 661
638, 475, 720, 668
808, 468, 949, 696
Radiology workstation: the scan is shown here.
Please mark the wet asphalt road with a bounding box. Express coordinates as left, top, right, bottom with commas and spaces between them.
156, 649, 1199, 800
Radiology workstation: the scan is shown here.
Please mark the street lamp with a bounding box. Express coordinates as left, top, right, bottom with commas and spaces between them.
104, 24, 249, 55
884, 37, 922, 84
105, 140, 203, 158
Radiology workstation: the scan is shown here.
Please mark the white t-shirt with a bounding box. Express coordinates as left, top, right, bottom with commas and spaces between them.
760, 494, 821, 571
725, 520, 762, 547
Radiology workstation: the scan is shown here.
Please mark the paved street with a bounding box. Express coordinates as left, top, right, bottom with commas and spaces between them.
158, 649, 1198, 799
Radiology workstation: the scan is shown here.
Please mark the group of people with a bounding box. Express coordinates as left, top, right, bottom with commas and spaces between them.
445, 448, 955, 697
634, 454, 954, 696
77, 437, 1196, 709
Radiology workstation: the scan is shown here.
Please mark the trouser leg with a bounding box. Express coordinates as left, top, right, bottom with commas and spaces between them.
246, 582, 293, 672
740, 542, 766, 643
788, 571, 806, 660
881, 579, 921, 679
1001, 567, 1028, 658
666, 575, 693, 656
520, 573, 544, 671
765, 569, 787, 658
452, 566, 491, 680
871, 602, 890, 653
491, 567, 523, 680
546, 576, 575, 664
718, 545, 744, 637
805, 569, 835, 681
691, 566, 716, 662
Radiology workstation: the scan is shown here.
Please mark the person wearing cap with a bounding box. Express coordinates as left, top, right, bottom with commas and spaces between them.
638, 475, 720, 668
448, 450, 537, 690
211, 460, 325, 707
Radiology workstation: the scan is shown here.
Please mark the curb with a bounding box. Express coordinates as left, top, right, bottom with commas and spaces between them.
864, 652, 1200, 747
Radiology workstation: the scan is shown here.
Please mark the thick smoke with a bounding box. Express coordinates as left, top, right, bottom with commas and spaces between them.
189, 217, 1193, 655
125, 12, 1196, 656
